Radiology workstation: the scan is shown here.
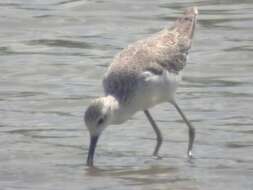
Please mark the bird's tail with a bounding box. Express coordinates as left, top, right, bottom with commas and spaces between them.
174, 7, 198, 40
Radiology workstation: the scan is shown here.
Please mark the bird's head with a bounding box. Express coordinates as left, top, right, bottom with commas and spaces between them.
85, 98, 110, 136
84, 96, 118, 166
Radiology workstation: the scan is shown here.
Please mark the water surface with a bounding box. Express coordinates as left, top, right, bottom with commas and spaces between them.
0, 0, 253, 189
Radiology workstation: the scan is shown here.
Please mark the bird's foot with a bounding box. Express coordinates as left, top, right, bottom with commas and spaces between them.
187, 151, 194, 160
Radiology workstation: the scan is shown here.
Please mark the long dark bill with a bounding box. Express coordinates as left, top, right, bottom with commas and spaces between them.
86, 135, 99, 166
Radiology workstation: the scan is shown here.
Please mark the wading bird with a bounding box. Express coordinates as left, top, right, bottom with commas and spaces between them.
85, 7, 198, 166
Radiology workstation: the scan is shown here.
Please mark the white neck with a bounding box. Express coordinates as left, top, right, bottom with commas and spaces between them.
103, 95, 119, 111
103, 95, 134, 125
102, 95, 121, 124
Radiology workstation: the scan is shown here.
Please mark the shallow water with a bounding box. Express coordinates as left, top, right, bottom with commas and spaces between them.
0, 0, 253, 189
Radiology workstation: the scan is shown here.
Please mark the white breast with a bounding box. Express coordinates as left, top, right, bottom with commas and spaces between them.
112, 70, 182, 124
134, 70, 182, 110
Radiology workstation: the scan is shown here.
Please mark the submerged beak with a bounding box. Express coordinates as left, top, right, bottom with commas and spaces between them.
87, 135, 99, 166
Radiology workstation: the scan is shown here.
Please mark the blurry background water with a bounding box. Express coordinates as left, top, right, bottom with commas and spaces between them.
0, 0, 253, 189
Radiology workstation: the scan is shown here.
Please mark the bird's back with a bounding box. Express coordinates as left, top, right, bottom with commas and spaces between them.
103, 7, 198, 107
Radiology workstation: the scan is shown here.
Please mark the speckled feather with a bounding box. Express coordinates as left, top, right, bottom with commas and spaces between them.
103, 7, 197, 105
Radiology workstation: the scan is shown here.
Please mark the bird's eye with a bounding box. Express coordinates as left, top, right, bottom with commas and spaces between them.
97, 118, 104, 126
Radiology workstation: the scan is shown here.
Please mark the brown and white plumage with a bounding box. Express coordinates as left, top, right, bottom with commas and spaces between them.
85, 7, 198, 166
103, 7, 197, 103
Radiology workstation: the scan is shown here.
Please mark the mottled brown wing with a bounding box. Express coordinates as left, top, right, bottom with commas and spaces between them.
141, 30, 190, 74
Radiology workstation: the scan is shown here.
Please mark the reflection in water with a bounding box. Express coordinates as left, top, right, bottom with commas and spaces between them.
85, 163, 194, 188
0, 0, 253, 190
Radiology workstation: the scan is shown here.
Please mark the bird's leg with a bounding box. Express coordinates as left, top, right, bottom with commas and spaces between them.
171, 101, 195, 159
144, 110, 163, 158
